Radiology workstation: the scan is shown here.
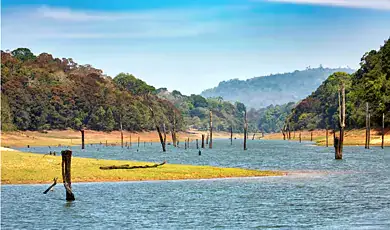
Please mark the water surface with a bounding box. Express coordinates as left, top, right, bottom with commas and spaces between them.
2, 140, 390, 229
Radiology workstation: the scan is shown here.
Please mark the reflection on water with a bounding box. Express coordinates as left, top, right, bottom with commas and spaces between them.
2, 140, 389, 229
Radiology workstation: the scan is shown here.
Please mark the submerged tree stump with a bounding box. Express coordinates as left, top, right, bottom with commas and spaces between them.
209, 111, 213, 149
244, 110, 248, 151
80, 129, 85, 149
201, 134, 205, 148
326, 129, 329, 147
61, 150, 75, 201
382, 113, 385, 149
230, 126, 233, 145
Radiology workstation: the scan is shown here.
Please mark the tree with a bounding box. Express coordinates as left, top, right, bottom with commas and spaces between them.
11, 48, 36, 61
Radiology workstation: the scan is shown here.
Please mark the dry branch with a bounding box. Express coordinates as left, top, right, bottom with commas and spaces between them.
43, 177, 58, 194
100, 161, 167, 170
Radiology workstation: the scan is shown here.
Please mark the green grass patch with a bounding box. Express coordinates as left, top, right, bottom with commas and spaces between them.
1, 150, 283, 184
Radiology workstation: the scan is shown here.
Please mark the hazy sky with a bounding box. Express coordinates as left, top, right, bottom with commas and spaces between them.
2, 0, 390, 94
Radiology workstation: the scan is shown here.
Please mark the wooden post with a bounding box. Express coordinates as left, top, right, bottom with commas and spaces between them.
209, 111, 213, 149
61, 150, 75, 201
201, 134, 205, 148
80, 129, 85, 149
299, 132, 301, 143
230, 126, 233, 145
244, 110, 248, 151
326, 129, 329, 147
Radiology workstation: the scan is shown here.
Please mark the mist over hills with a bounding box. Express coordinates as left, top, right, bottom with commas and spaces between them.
201, 67, 355, 109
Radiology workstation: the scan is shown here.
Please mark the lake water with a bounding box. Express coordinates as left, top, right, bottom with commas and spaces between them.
2, 139, 390, 229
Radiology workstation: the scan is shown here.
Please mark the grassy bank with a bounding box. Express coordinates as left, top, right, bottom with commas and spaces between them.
1, 150, 282, 184
263, 129, 389, 147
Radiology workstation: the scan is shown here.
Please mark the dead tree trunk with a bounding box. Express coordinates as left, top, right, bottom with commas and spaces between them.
196, 139, 199, 149
365, 102, 369, 149
209, 111, 213, 149
288, 123, 291, 140
252, 133, 256, 140
368, 113, 371, 149
80, 129, 85, 149
187, 137, 190, 149
61, 150, 75, 201
310, 132, 313, 141
299, 132, 302, 143
206, 134, 209, 145
149, 107, 166, 152
163, 123, 167, 148
336, 83, 346, 160
244, 110, 248, 151
201, 134, 205, 148
120, 118, 124, 148
326, 129, 329, 147
230, 126, 233, 145
138, 137, 140, 148
382, 113, 385, 149
171, 114, 177, 147
129, 134, 132, 147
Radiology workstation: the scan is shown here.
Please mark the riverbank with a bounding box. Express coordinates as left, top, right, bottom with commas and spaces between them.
1, 130, 203, 148
1, 150, 282, 184
263, 129, 389, 147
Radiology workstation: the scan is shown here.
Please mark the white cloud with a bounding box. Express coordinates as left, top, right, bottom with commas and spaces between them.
1, 5, 247, 42
266, 0, 390, 10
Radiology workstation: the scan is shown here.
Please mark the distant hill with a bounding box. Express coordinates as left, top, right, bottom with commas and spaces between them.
201, 67, 355, 108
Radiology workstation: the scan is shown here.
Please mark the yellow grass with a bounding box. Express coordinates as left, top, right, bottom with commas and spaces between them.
1, 150, 283, 184
263, 129, 390, 146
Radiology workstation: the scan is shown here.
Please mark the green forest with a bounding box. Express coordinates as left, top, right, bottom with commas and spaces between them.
1, 48, 249, 132
288, 39, 390, 130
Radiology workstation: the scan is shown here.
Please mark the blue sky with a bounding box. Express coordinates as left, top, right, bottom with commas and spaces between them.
2, 0, 390, 94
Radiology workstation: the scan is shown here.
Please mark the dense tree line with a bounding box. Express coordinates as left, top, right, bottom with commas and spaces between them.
288, 39, 390, 130
156, 89, 249, 132
247, 102, 296, 133
1, 48, 183, 132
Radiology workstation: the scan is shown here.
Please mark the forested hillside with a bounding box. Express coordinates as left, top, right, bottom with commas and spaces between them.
201, 67, 355, 108
288, 39, 390, 130
1, 48, 251, 133
156, 89, 249, 132
1, 48, 182, 132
